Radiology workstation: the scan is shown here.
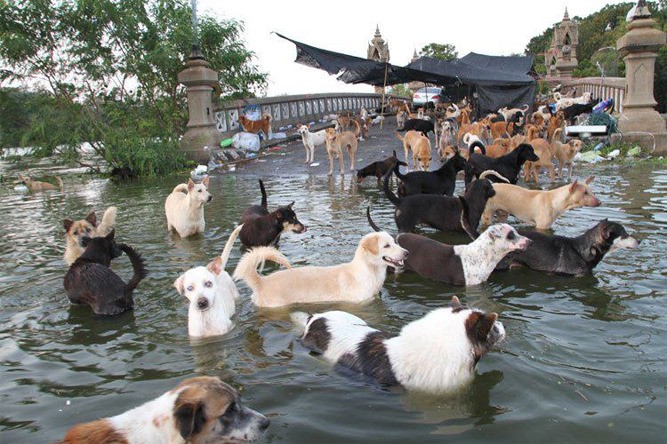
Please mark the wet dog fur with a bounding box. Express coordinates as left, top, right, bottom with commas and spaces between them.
394, 151, 470, 197
18, 173, 63, 192
356, 150, 407, 184
63, 206, 118, 266
164, 177, 212, 237
466, 143, 540, 186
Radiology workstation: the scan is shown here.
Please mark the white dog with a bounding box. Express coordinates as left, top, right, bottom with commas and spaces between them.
233, 231, 408, 307
554, 91, 592, 111
292, 295, 505, 393
164, 177, 211, 237
498, 104, 529, 121
174, 225, 243, 338
297, 124, 327, 164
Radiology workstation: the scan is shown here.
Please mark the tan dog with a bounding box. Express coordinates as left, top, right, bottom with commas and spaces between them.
546, 110, 565, 141
18, 174, 63, 191
396, 110, 408, 129
233, 232, 408, 307
325, 120, 359, 174
61, 376, 269, 443
63, 207, 118, 266
551, 128, 583, 180
396, 130, 431, 171
164, 177, 212, 237
238, 114, 272, 140
337, 113, 352, 131
482, 177, 601, 229
524, 126, 555, 183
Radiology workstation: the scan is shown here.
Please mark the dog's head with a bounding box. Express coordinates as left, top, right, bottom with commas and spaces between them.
516, 143, 540, 163
171, 376, 269, 442
64, 211, 98, 249
568, 176, 601, 208
18, 174, 32, 186
80, 230, 123, 266
483, 223, 531, 253
446, 296, 506, 364
593, 219, 640, 255
358, 231, 408, 269
174, 257, 234, 319
275, 202, 307, 234
468, 178, 496, 200
188, 177, 212, 204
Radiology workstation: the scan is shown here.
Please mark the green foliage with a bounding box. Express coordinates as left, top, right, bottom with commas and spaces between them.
387, 84, 411, 98
0, 0, 267, 177
419, 43, 458, 61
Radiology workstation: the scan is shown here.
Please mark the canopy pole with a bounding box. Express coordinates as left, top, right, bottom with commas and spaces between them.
380, 62, 389, 129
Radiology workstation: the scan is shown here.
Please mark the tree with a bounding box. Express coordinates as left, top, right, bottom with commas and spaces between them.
0, 0, 267, 176
387, 83, 411, 98
419, 43, 458, 61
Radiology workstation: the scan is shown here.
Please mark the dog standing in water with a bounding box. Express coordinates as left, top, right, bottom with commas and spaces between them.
164, 177, 212, 237
63, 206, 117, 266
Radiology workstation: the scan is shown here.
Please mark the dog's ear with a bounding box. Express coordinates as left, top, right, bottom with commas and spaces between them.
207, 257, 222, 275
105, 229, 115, 241
361, 234, 379, 256
569, 180, 579, 193
63, 219, 74, 232
202, 176, 210, 187
173, 274, 185, 295
467, 311, 499, 341
188, 179, 195, 191
451, 295, 462, 308
584, 176, 594, 185
174, 400, 206, 440
287, 201, 295, 209
85, 211, 97, 226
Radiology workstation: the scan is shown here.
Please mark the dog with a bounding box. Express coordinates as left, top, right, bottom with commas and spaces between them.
395, 130, 431, 171
61, 376, 269, 443
336, 112, 352, 131
393, 151, 470, 197
239, 179, 306, 248
64, 230, 147, 316
324, 120, 360, 174
18, 174, 63, 191
523, 128, 555, 183
561, 99, 600, 124
554, 91, 592, 111
297, 124, 328, 164
238, 114, 272, 140
174, 225, 243, 338
399, 118, 435, 138
467, 143, 540, 186
63, 206, 118, 266
482, 177, 601, 230
438, 118, 458, 154
498, 105, 529, 122
292, 295, 505, 393
396, 110, 408, 130
384, 170, 496, 237
165, 177, 211, 237
233, 231, 408, 307
551, 128, 583, 179
356, 150, 407, 184
495, 220, 639, 276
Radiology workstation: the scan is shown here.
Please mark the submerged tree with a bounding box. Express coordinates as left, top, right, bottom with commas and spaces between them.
0, 0, 267, 176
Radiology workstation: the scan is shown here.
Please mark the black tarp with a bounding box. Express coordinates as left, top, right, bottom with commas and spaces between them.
276, 33, 536, 114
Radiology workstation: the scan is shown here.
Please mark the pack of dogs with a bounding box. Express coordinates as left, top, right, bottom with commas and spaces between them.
49, 94, 641, 441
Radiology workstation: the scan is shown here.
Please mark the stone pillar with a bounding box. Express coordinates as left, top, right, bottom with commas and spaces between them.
178, 46, 222, 163
616, 1, 667, 154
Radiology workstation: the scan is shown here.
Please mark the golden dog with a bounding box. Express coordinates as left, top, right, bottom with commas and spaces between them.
396, 130, 432, 171
18, 174, 63, 192
238, 114, 272, 140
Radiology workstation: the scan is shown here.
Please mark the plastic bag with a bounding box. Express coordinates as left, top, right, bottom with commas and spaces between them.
232, 132, 260, 152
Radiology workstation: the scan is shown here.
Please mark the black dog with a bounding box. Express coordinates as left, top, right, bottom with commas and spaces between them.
495, 220, 639, 276
356, 150, 407, 184
398, 118, 435, 138
239, 179, 307, 247
383, 169, 495, 237
395, 151, 470, 197
466, 143, 539, 186
64, 230, 147, 316
562, 99, 601, 124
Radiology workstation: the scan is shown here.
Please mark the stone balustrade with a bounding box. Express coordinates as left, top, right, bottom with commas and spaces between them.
562, 77, 625, 113
213, 92, 406, 138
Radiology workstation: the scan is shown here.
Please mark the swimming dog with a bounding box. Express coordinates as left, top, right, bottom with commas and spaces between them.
64, 230, 147, 316
292, 296, 505, 393
18, 173, 63, 192
233, 232, 408, 307
61, 376, 269, 443
495, 220, 639, 276
356, 150, 407, 184
239, 179, 306, 248
174, 225, 244, 338
165, 177, 211, 237
63, 206, 118, 266
482, 177, 601, 230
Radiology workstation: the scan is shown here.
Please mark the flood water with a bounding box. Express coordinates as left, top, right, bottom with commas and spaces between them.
0, 148, 665, 442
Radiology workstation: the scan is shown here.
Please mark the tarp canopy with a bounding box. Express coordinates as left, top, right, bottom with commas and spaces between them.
276, 33, 536, 113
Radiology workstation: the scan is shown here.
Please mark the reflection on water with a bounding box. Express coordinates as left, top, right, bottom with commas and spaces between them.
0, 158, 665, 443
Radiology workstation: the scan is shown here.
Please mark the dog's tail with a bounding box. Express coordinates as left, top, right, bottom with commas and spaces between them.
172, 183, 189, 194
521, 104, 530, 113
366, 206, 382, 232
480, 170, 510, 183
259, 179, 268, 209
263, 113, 272, 122
552, 127, 563, 142
394, 132, 405, 141
458, 196, 478, 240
96, 206, 117, 237
290, 311, 311, 334
233, 246, 292, 294
351, 119, 360, 137
392, 150, 408, 167
469, 140, 486, 156
55, 176, 64, 190
383, 167, 401, 206
220, 224, 244, 270
120, 243, 148, 296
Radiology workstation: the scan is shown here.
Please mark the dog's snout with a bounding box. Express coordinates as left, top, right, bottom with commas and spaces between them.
80, 236, 91, 247
197, 297, 209, 310
207, 195, 212, 203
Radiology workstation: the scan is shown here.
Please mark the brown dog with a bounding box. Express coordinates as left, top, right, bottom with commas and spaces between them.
63, 206, 118, 266
18, 174, 63, 192
396, 130, 431, 171
524, 126, 555, 183
238, 114, 272, 140
325, 120, 359, 173
482, 177, 601, 230
551, 128, 583, 180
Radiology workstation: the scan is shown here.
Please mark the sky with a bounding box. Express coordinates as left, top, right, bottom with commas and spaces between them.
198, 0, 632, 96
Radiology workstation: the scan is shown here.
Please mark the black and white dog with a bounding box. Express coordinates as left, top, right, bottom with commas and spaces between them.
292, 296, 505, 393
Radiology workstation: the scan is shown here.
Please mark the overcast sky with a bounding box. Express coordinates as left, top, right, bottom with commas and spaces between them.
198, 0, 632, 96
